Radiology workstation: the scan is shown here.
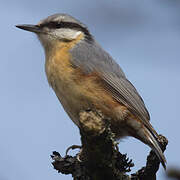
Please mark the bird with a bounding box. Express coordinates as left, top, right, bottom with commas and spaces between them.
16, 13, 166, 169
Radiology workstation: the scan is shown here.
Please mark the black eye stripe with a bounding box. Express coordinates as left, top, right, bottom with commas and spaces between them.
40, 21, 93, 42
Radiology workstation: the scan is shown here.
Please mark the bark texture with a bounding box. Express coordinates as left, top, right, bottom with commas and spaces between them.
51, 110, 168, 180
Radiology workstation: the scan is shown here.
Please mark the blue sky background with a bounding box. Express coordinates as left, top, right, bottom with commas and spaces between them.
1, 0, 180, 179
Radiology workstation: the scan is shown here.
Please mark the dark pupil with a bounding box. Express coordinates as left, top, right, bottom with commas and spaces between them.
47, 22, 62, 28
39, 22, 62, 29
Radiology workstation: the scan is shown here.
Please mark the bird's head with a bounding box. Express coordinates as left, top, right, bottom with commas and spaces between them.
16, 13, 93, 50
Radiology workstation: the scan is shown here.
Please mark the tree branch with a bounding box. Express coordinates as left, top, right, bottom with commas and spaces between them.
51, 109, 168, 180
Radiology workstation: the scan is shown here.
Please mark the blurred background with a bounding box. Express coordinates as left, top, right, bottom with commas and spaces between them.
1, 0, 180, 179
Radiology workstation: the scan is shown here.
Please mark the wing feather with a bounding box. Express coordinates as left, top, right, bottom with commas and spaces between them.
70, 40, 158, 137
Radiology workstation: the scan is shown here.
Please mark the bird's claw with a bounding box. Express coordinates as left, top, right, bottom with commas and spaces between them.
65, 145, 82, 156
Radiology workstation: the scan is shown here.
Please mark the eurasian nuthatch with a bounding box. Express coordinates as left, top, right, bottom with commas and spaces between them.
16, 13, 166, 169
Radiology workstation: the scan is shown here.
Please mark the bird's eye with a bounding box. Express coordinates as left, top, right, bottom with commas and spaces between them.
55, 23, 62, 28
47, 22, 63, 29
40, 22, 62, 29
47, 22, 60, 28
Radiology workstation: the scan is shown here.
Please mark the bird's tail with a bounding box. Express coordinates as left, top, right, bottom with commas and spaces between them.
144, 128, 166, 169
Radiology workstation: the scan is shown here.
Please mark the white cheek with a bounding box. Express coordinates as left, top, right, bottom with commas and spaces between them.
36, 29, 82, 50
71, 31, 82, 39
54, 29, 82, 40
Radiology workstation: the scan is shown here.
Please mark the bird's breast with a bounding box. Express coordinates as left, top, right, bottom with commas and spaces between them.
45, 40, 130, 130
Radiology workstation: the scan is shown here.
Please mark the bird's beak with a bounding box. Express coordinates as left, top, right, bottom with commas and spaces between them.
16, 24, 43, 33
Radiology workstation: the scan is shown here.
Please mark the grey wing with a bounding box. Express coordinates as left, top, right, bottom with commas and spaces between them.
70, 40, 157, 137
